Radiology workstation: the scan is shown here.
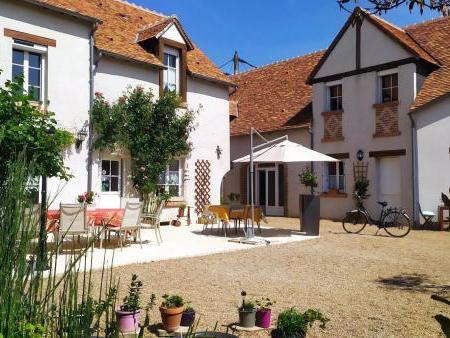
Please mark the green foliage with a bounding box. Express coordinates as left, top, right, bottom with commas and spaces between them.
0, 153, 119, 337
92, 87, 196, 196
121, 274, 143, 312
299, 168, 319, 193
276, 308, 329, 338
256, 297, 276, 309
353, 179, 370, 207
0, 74, 73, 184
161, 294, 185, 309
241, 301, 256, 311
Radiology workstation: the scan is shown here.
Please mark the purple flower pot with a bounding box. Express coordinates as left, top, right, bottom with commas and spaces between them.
181, 310, 196, 327
255, 308, 271, 328
116, 309, 140, 333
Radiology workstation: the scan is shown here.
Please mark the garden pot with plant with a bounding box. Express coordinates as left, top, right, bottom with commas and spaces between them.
273, 307, 329, 338
116, 274, 143, 333
180, 305, 196, 327
178, 204, 187, 218
299, 168, 320, 236
255, 297, 276, 328
238, 291, 256, 328
159, 294, 185, 332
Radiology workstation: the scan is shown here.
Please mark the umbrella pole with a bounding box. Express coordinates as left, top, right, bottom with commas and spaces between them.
249, 128, 255, 239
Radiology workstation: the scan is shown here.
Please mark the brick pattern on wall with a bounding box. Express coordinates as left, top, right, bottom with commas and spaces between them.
321, 110, 344, 142
373, 102, 401, 138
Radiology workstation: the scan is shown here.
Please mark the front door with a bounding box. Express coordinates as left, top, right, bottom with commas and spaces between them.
377, 156, 402, 209
256, 164, 284, 216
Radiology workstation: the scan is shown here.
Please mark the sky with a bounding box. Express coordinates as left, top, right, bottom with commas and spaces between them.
134, 0, 441, 74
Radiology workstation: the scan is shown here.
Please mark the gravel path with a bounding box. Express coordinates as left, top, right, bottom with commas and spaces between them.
90, 218, 450, 337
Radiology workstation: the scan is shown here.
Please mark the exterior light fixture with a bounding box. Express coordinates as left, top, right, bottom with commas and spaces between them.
356, 149, 364, 162
76, 126, 88, 149
216, 145, 222, 159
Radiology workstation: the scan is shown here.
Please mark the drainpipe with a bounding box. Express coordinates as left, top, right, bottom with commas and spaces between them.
308, 123, 314, 194
87, 24, 98, 192
409, 113, 418, 226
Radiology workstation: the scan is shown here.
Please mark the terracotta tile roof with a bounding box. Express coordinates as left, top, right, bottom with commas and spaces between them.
26, 0, 230, 84
406, 16, 450, 111
136, 17, 174, 43
230, 51, 324, 136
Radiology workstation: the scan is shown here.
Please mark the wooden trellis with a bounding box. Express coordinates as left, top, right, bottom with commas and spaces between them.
353, 162, 369, 182
195, 159, 211, 215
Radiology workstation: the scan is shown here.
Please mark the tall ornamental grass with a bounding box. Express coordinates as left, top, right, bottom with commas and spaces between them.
0, 155, 119, 337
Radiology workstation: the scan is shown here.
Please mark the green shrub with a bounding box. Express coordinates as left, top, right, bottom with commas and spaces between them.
161, 294, 185, 308
276, 308, 328, 338
299, 169, 318, 193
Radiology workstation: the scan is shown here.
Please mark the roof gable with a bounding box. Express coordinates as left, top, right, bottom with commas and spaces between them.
307, 8, 438, 83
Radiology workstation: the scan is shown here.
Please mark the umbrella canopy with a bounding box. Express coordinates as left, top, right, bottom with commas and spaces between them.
233, 140, 339, 163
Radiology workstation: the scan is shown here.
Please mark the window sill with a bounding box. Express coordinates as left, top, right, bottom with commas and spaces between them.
372, 101, 399, 108
321, 136, 344, 143
321, 110, 344, 116
165, 199, 187, 208
373, 131, 401, 138
321, 191, 348, 198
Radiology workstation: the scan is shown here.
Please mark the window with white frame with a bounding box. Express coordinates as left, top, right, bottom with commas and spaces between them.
12, 43, 44, 101
101, 160, 120, 193
324, 161, 345, 192
158, 160, 182, 197
328, 84, 343, 111
380, 73, 398, 103
163, 48, 179, 93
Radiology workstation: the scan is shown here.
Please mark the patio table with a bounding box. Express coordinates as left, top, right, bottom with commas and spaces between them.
47, 208, 125, 232
206, 205, 264, 236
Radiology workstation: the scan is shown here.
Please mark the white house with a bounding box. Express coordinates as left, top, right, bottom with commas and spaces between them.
225, 8, 450, 225
0, 0, 232, 220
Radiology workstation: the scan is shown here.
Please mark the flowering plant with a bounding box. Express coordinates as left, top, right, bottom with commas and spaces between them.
77, 191, 96, 204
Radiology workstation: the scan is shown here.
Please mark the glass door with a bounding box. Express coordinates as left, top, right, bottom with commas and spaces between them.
255, 164, 284, 216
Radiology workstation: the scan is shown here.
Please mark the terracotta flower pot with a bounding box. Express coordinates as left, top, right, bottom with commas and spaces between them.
115, 309, 140, 333
160, 306, 184, 332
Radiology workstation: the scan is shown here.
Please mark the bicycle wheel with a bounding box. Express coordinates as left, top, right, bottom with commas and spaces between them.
383, 211, 411, 237
342, 210, 367, 234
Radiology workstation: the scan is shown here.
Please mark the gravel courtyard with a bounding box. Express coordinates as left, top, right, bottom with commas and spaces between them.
90, 218, 450, 337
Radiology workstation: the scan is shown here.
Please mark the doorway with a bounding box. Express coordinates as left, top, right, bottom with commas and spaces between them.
377, 156, 402, 209
255, 163, 284, 216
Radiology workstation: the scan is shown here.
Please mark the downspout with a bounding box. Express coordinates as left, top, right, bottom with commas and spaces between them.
308, 123, 314, 194
87, 24, 98, 192
409, 113, 418, 226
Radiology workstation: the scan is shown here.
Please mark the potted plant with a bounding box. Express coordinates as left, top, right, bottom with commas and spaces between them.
77, 191, 97, 210
255, 297, 276, 329
115, 274, 143, 333
274, 308, 329, 338
298, 168, 320, 235
181, 304, 196, 327
159, 294, 185, 332
238, 291, 256, 328
353, 178, 370, 207
178, 203, 187, 217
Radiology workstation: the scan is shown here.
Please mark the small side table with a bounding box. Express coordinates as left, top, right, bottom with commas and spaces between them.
438, 205, 450, 230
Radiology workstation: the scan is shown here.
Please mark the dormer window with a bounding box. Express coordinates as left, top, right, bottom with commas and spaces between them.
163, 47, 179, 93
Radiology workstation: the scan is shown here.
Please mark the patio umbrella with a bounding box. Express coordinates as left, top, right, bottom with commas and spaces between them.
233, 139, 339, 163
232, 135, 339, 243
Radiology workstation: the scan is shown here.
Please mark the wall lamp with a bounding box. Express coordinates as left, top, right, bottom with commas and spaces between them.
76, 125, 88, 149
216, 145, 223, 159
356, 149, 364, 162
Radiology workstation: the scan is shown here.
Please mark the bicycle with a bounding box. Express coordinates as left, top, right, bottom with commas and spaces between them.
342, 197, 411, 238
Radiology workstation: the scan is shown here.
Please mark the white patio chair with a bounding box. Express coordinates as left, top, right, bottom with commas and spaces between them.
103, 202, 142, 249
141, 196, 164, 245
57, 204, 91, 251
418, 203, 435, 228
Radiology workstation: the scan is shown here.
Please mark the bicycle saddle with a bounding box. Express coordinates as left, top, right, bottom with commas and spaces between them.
377, 201, 388, 207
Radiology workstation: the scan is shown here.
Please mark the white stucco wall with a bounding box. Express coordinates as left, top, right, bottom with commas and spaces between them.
0, 0, 92, 208
162, 24, 185, 44
360, 20, 411, 68
312, 63, 417, 219
185, 78, 230, 214
224, 128, 311, 217
414, 96, 450, 216
315, 24, 356, 78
